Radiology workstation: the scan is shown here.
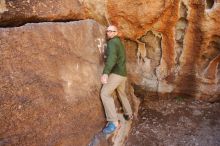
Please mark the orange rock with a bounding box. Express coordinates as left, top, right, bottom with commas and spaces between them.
0, 0, 219, 102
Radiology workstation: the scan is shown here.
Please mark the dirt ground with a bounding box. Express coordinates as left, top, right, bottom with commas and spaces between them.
125, 96, 220, 146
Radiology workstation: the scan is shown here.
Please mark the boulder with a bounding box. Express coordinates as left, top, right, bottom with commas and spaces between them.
0, 19, 106, 146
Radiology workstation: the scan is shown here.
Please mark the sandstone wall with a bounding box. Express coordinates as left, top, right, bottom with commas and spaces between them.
0, 0, 220, 144
106, 0, 220, 101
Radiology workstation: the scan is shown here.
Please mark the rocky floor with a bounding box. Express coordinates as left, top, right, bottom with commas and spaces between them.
125, 96, 220, 146
89, 113, 132, 146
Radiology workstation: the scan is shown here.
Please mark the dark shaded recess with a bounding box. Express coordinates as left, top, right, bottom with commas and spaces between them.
211, 35, 220, 48
206, 0, 215, 9
0, 15, 83, 28
205, 35, 220, 61
199, 35, 220, 72
132, 84, 146, 100
132, 84, 159, 101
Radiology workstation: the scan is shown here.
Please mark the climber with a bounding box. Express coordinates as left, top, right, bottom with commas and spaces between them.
100, 25, 133, 134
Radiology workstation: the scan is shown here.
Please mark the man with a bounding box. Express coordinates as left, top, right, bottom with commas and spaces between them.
101, 25, 133, 134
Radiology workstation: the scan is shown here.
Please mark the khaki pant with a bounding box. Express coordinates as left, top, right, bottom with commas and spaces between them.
101, 73, 132, 122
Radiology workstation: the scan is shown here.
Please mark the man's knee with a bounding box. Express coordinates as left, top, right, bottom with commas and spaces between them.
101, 88, 110, 99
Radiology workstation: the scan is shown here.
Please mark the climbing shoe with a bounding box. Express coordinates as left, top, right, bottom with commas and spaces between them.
124, 114, 133, 121
102, 122, 117, 134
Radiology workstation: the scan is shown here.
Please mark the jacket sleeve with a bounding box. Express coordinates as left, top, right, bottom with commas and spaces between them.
103, 41, 117, 75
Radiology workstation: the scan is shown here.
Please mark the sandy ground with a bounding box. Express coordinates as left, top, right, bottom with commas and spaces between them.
125, 97, 220, 146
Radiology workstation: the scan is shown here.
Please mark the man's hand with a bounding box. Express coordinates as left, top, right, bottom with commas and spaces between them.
101, 74, 108, 84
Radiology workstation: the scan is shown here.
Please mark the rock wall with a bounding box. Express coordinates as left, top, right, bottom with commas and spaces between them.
0, 20, 106, 146
107, 0, 220, 102
0, 0, 220, 145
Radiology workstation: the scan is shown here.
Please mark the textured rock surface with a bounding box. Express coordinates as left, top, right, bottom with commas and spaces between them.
119, 0, 220, 102
1, 0, 219, 101
0, 0, 220, 146
0, 20, 106, 146
174, 0, 220, 101
0, 0, 86, 26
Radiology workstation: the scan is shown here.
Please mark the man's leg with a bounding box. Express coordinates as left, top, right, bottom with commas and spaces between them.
101, 74, 123, 122
116, 77, 132, 116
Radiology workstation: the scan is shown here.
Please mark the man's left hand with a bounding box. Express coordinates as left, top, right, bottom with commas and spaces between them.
101, 74, 108, 84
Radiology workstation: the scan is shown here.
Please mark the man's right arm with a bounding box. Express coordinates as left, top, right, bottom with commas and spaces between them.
103, 41, 117, 75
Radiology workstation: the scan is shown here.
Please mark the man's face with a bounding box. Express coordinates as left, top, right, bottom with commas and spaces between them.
106, 26, 117, 39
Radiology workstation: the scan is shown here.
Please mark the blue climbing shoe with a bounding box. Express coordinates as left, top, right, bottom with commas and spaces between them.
102, 122, 117, 134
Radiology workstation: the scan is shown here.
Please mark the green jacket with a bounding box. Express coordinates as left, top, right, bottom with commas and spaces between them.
103, 36, 127, 76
